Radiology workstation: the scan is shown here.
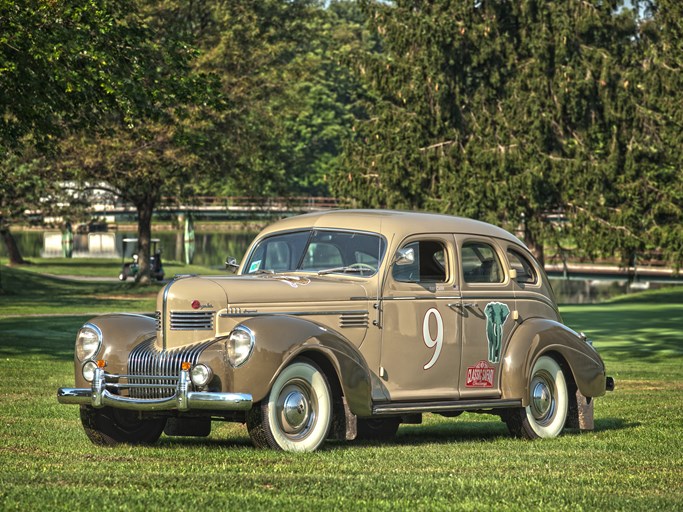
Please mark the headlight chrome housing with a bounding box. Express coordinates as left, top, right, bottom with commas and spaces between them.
82, 360, 98, 382
75, 323, 102, 362
226, 325, 255, 368
190, 364, 213, 387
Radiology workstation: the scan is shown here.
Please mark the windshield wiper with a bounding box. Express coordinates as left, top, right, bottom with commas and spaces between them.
317, 266, 366, 276
251, 269, 274, 274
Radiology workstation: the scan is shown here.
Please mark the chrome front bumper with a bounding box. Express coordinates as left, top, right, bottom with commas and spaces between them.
57, 367, 252, 412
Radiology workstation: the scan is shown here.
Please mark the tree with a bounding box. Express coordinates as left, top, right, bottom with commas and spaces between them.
333, 1, 645, 265
61, 117, 209, 283
0, 0, 209, 269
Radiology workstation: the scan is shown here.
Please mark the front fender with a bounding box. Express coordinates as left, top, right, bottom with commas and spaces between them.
228, 315, 374, 416
501, 318, 607, 404
73, 314, 156, 388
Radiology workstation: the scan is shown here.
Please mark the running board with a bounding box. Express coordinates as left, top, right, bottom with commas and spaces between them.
372, 398, 522, 415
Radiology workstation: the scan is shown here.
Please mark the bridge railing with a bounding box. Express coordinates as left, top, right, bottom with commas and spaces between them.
104, 196, 347, 212
188, 196, 345, 211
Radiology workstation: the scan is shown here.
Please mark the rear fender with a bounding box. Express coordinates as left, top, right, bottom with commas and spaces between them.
228, 315, 375, 416
501, 318, 607, 405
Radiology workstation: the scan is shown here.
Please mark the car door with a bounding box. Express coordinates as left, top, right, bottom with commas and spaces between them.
379, 235, 462, 401
455, 236, 516, 398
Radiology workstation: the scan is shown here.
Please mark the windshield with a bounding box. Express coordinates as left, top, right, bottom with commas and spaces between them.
244, 229, 386, 277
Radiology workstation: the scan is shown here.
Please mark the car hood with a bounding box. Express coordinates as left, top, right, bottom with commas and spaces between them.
208, 273, 371, 305
157, 274, 372, 349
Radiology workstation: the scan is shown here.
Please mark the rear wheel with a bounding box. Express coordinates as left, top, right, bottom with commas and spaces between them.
80, 406, 166, 446
504, 356, 568, 439
247, 358, 332, 452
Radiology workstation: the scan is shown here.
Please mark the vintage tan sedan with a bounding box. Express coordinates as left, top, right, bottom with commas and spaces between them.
58, 210, 614, 451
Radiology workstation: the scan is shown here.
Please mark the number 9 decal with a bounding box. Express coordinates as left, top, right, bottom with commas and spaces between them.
423, 308, 443, 370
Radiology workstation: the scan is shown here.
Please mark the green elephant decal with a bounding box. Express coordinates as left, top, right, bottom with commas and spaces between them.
484, 301, 510, 363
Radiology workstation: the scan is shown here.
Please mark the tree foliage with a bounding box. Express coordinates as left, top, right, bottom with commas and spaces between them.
333, 0, 681, 266
0, 0, 199, 152
191, 0, 370, 196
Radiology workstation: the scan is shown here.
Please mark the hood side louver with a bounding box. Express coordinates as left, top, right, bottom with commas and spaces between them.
170, 311, 214, 331
339, 312, 369, 328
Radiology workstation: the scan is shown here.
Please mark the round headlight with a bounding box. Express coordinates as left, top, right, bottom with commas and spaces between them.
75, 324, 102, 362
190, 364, 213, 387
226, 326, 255, 367
82, 360, 98, 382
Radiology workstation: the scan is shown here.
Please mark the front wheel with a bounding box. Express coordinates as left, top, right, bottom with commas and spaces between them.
80, 406, 166, 446
504, 355, 568, 439
247, 358, 332, 452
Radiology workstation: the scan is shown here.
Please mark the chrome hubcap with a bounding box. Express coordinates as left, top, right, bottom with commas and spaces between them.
276, 380, 316, 438
530, 371, 556, 425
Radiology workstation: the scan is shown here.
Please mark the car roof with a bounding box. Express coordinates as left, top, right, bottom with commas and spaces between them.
257, 209, 525, 248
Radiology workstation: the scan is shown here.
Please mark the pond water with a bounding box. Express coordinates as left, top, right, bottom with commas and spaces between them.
1, 229, 669, 303
1, 230, 256, 269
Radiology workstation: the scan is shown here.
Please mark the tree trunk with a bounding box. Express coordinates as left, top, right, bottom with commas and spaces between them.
524, 220, 545, 268
0, 226, 26, 266
135, 200, 154, 285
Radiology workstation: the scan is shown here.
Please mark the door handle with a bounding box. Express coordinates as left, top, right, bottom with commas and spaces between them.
448, 302, 477, 309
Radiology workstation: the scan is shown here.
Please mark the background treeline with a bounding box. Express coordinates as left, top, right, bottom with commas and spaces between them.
0, 0, 681, 279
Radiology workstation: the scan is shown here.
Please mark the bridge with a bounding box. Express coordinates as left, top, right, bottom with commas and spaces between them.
89, 196, 345, 220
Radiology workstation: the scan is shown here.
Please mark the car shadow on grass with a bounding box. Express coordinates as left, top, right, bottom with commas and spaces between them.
592, 417, 637, 432
156, 436, 254, 449
148, 417, 636, 451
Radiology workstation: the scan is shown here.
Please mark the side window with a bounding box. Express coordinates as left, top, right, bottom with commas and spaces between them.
393, 240, 447, 283
462, 242, 504, 284
507, 249, 537, 284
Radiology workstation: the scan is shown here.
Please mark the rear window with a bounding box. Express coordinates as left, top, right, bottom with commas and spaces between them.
462, 242, 504, 284
507, 249, 537, 284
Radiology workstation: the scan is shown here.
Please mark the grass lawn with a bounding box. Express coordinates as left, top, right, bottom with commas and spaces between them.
5, 257, 215, 279
0, 265, 157, 315
0, 267, 681, 510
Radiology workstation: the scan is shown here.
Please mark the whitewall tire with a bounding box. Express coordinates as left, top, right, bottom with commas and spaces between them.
505, 355, 568, 439
247, 358, 332, 452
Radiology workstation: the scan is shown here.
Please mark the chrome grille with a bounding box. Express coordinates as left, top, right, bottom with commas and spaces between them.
339, 312, 369, 328
126, 338, 216, 399
170, 311, 214, 331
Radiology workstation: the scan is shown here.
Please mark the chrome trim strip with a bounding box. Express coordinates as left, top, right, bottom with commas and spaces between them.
161, 279, 174, 349
220, 309, 368, 318
457, 294, 516, 299
372, 398, 522, 415
379, 296, 463, 301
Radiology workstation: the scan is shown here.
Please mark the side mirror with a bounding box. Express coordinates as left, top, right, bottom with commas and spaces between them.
394, 247, 415, 266
509, 268, 518, 280
225, 257, 239, 273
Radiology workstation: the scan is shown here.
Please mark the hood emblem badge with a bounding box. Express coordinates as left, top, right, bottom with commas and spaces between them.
191, 300, 214, 310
